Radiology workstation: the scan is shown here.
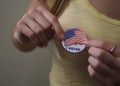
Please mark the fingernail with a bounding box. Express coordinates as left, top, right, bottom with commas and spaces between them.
60, 33, 65, 40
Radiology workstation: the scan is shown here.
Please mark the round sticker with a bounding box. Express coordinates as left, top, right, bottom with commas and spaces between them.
61, 28, 88, 53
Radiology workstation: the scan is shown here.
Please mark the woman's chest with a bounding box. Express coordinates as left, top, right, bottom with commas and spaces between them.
58, 0, 120, 46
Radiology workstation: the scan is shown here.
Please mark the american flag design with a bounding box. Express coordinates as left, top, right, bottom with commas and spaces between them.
61, 28, 88, 53
64, 29, 88, 46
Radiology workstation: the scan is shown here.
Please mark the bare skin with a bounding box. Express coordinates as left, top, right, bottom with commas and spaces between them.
12, 0, 120, 86
87, 40, 120, 86
12, 0, 64, 52
88, 0, 120, 86
89, 0, 120, 20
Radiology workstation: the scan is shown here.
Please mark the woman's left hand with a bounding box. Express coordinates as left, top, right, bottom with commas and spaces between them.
87, 40, 120, 86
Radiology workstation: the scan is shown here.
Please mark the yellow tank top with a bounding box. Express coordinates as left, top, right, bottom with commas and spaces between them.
47, 0, 120, 86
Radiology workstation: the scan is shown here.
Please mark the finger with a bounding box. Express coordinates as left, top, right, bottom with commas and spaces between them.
22, 14, 48, 46
89, 47, 120, 75
106, 77, 114, 86
88, 56, 120, 83
88, 65, 106, 85
37, 6, 65, 40
88, 65, 115, 86
18, 23, 43, 47
28, 8, 54, 40
87, 40, 120, 57
88, 56, 109, 77
115, 57, 120, 72
88, 47, 115, 68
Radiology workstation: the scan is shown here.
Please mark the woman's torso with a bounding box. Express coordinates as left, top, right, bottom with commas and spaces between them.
47, 0, 120, 86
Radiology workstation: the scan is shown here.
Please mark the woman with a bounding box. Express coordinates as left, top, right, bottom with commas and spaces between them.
12, 0, 120, 86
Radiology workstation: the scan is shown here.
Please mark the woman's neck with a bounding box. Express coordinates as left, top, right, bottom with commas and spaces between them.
89, 0, 120, 20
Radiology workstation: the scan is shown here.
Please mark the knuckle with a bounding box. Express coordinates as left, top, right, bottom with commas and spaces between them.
33, 24, 42, 33
99, 41, 108, 47
88, 47, 92, 53
97, 50, 106, 60
28, 8, 36, 16
37, 6, 44, 12
34, 24, 40, 29
44, 23, 51, 30
16, 20, 23, 27
23, 14, 29, 19
33, 25, 43, 36
51, 16, 58, 23
16, 21, 24, 32
94, 62, 101, 69
28, 31, 34, 38
21, 14, 29, 21
88, 47, 94, 54
37, 29, 43, 36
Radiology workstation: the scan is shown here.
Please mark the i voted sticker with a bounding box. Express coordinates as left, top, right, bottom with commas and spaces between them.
61, 28, 88, 53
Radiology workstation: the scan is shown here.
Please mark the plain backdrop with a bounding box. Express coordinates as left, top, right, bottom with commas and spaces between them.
0, 0, 52, 86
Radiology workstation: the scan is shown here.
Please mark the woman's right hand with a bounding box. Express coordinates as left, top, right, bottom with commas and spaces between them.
14, 5, 64, 48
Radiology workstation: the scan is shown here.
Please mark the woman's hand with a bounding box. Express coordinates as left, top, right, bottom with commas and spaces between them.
14, 4, 64, 48
87, 40, 120, 86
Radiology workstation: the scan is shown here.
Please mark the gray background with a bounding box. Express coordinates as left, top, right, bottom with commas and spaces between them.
0, 0, 52, 86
